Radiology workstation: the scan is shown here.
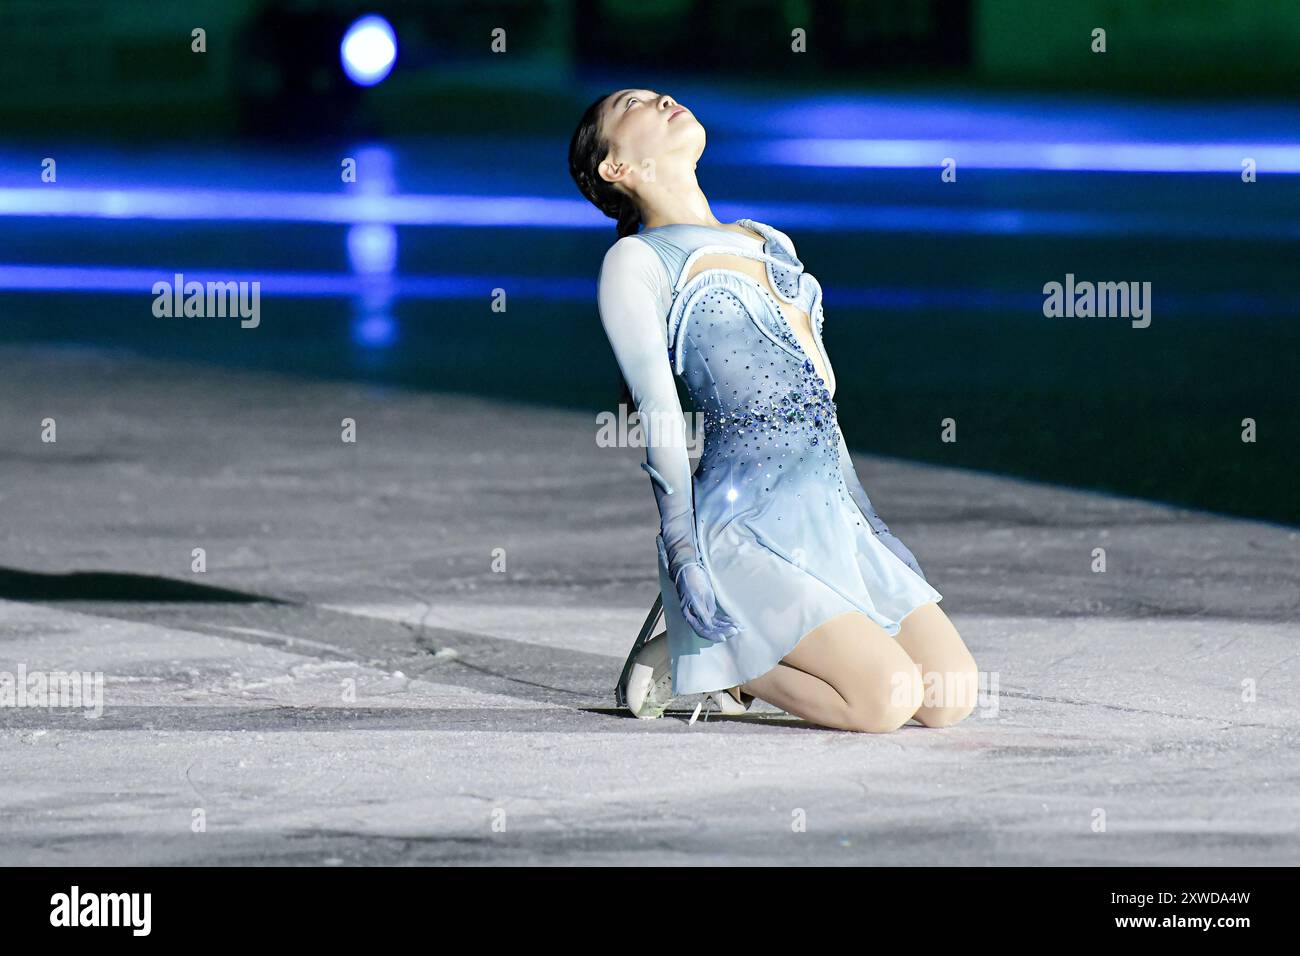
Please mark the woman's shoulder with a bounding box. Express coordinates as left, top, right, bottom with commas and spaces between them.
601, 232, 659, 263
604, 231, 658, 256
598, 233, 670, 290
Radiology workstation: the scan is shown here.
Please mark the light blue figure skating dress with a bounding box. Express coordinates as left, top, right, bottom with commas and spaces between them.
596, 218, 943, 698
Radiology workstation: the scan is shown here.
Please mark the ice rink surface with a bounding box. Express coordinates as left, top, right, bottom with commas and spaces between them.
0, 346, 1296, 865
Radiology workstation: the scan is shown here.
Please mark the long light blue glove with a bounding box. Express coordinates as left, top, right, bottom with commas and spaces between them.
648, 485, 742, 643
599, 237, 743, 644
674, 563, 742, 641
835, 424, 929, 582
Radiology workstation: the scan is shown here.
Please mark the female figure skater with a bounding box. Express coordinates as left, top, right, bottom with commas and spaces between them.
569, 89, 979, 732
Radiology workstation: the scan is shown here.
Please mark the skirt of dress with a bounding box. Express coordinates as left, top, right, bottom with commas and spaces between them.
658, 478, 943, 698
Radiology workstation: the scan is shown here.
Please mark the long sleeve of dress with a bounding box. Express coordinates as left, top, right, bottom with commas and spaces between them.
596, 235, 740, 642
835, 421, 929, 582
596, 236, 699, 580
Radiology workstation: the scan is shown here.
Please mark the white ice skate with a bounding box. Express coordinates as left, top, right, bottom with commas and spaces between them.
615, 594, 757, 718
615, 594, 672, 718
622, 629, 675, 719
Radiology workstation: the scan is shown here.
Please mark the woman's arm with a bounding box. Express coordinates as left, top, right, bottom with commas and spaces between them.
597, 236, 740, 641
767, 222, 926, 581
834, 422, 929, 582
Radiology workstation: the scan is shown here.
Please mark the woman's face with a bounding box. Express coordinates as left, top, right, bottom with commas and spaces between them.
597, 89, 703, 192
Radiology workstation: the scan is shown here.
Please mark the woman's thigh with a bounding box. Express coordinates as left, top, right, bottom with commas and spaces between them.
743, 610, 924, 732
894, 602, 978, 727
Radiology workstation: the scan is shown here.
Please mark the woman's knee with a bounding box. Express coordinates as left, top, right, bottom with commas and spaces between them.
779, 611, 925, 733
842, 658, 924, 733
912, 658, 979, 727
896, 604, 979, 728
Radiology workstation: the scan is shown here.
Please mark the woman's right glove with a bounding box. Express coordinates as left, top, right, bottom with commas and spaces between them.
672, 560, 742, 643
647, 460, 744, 645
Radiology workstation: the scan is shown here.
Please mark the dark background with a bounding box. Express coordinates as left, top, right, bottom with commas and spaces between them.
1, 0, 1296, 523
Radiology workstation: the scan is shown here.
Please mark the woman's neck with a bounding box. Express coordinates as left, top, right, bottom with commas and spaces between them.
636, 172, 722, 231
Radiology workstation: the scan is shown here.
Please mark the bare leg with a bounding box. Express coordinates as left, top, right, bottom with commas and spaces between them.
893, 602, 978, 727
738, 610, 924, 732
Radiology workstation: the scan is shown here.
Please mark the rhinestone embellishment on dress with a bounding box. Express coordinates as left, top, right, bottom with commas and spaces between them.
706, 358, 837, 446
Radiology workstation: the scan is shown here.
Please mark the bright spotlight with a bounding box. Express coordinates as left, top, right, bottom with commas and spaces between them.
347, 224, 398, 275
340, 15, 397, 87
